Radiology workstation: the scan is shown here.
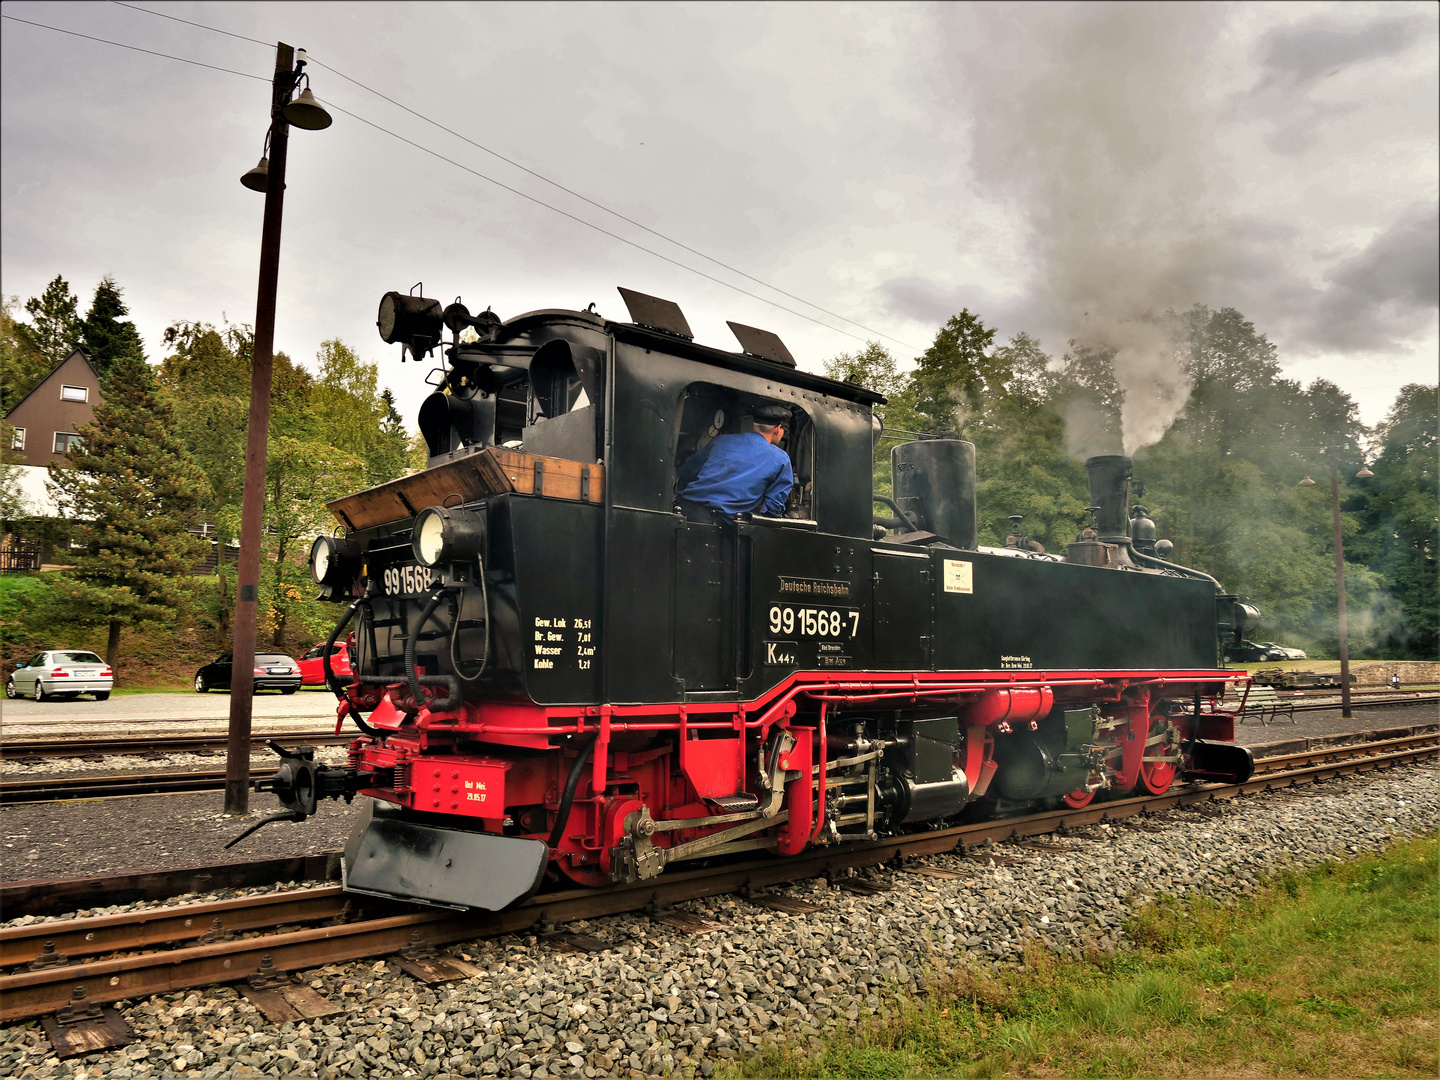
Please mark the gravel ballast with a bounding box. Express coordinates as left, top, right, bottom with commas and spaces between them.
1, 761, 1435, 1079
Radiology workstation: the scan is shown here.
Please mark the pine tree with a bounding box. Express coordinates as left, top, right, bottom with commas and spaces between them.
81, 277, 147, 379
13, 275, 81, 373
46, 353, 208, 671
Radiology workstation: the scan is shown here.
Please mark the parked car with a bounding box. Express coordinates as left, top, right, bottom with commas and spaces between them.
297, 642, 352, 686
1256, 642, 1307, 660
6, 650, 113, 701
1222, 640, 1287, 663
194, 653, 301, 694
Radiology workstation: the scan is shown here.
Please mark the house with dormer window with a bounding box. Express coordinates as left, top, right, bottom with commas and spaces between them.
1, 349, 225, 573
3, 348, 103, 521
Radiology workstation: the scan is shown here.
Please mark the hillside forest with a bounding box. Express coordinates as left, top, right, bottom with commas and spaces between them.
1, 275, 1435, 685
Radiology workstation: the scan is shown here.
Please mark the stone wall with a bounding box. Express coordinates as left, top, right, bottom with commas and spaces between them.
1351, 660, 1440, 686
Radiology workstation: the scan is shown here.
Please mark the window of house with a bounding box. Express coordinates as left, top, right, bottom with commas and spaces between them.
10, 428, 23, 450
60, 385, 89, 403
53, 432, 82, 453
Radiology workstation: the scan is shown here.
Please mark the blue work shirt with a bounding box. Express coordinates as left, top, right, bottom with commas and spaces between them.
677, 432, 794, 516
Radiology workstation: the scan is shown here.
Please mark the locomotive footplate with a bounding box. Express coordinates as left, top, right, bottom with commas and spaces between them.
342, 801, 548, 911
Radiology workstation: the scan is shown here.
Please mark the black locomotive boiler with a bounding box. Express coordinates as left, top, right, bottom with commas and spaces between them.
258, 286, 1259, 911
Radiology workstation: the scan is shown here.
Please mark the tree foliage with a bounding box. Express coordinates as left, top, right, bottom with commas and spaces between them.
3, 286, 72, 413
45, 353, 208, 668
827, 302, 1436, 659
80, 276, 148, 379
158, 326, 419, 646
1357, 385, 1438, 659
18, 276, 81, 369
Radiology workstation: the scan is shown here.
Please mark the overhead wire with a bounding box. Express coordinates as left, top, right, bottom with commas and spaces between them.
318, 100, 872, 345
0, 13, 268, 82
105, 0, 921, 352
108, 0, 272, 48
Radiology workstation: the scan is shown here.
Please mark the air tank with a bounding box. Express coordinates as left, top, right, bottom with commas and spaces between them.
1084, 455, 1133, 542
892, 439, 977, 549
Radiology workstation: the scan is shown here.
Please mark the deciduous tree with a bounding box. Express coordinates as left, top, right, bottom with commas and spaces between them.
1, 297, 48, 416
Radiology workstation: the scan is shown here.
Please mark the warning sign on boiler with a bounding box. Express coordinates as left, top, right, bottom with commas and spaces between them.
943, 559, 973, 594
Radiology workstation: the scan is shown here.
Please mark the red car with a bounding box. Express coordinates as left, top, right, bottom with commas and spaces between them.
297, 642, 353, 686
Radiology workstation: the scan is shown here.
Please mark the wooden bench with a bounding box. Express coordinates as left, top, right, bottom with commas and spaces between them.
1239, 684, 1295, 726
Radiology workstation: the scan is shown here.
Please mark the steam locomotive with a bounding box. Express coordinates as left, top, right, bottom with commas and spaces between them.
254, 286, 1259, 911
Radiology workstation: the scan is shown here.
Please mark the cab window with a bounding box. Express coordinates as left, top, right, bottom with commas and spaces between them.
673, 383, 813, 518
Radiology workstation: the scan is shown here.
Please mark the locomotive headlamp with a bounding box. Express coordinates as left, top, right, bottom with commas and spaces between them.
377, 291, 444, 349
412, 505, 486, 570
309, 534, 361, 591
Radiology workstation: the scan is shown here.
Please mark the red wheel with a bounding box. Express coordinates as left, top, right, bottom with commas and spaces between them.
1062, 788, 1095, 809
1136, 713, 1189, 795
554, 858, 610, 888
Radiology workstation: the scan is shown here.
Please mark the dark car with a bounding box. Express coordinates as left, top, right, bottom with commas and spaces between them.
194, 653, 301, 694
297, 642, 352, 686
1222, 640, 1287, 663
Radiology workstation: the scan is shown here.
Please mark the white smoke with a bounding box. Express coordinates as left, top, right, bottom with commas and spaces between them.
948, 3, 1234, 452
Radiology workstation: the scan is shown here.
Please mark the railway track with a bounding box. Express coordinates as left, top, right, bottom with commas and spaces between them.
1, 732, 1434, 1024
4, 709, 1434, 806
0, 730, 352, 762
1286, 692, 1438, 712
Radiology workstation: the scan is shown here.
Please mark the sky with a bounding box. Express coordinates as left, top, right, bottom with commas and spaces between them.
2, 1, 1436, 446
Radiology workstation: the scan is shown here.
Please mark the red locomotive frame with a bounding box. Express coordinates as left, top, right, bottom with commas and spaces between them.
337, 666, 1244, 888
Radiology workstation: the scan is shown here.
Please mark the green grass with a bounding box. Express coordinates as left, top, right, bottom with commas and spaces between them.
738, 834, 1439, 1078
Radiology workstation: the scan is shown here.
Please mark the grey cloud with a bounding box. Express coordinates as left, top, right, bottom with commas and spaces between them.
1307, 202, 1440, 352
1247, 13, 1433, 154
880, 275, 966, 329
1255, 15, 1427, 93
925, 1, 1436, 449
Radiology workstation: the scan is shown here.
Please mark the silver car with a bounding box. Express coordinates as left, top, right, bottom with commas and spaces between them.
6, 650, 113, 701
1257, 642, 1308, 661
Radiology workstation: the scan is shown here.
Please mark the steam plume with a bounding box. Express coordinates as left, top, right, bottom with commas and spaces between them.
937, 3, 1438, 453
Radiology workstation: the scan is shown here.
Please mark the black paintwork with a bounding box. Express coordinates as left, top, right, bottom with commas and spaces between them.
340, 305, 1228, 713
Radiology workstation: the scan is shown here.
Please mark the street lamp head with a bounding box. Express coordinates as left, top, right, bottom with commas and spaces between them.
1298, 475, 1316, 487
240, 155, 270, 192
282, 87, 332, 131
1355, 465, 1375, 479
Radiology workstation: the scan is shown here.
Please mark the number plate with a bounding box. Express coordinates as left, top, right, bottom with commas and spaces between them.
379, 562, 441, 597
766, 604, 860, 640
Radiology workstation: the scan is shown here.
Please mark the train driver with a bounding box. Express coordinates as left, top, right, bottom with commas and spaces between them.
676, 403, 794, 520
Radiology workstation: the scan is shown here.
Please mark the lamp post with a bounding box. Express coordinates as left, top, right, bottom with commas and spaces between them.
1298, 449, 1372, 722
224, 43, 332, 816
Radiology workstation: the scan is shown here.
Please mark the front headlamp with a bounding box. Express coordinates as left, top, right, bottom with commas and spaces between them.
309, 535, 361, 597
412, 505, 486, 569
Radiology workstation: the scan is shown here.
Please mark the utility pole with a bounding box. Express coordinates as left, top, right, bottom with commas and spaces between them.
225, 43, 295, 815
1328, 449, 1352, 720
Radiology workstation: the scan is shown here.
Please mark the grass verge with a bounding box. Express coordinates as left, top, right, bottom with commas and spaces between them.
739, 833, 1438, 1078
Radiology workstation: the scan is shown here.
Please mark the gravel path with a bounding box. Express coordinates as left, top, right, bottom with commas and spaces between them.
1, 760, 1434, 1080
1, 779, 355, 883
1232, 700, 1436, 745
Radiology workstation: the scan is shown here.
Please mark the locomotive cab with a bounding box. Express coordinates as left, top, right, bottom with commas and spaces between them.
255, 286, 1257, 911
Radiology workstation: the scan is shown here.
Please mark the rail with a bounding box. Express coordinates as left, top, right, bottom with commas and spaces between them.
0, 731, 353, 761
1, 731, 1434, 1023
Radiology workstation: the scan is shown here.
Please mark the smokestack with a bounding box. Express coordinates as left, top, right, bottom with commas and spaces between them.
1084, 455, 1133, 541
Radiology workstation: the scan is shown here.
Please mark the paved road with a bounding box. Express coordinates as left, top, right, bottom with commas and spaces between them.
1, 688, 340, 733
